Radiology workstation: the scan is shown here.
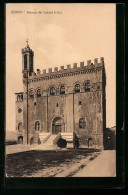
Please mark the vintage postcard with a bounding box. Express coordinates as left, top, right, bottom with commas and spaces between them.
6, 3, 116, 179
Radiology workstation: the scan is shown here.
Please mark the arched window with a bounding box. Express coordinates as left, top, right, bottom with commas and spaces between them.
79, 118, 86, 129
50, 87, 55, 95
24, 54, 27, 69
35, 121, 40, 130
37, 89, 41, 97
75, 84, 80, 93
29, 90, 34, 98
18, 122, 23, 131
60, 86, 65, 94
85, 81, 91, 92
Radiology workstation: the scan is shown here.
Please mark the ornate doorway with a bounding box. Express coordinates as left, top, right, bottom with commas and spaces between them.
52, 117, 64, 134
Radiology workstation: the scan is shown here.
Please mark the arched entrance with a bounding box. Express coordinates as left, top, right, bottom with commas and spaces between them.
52, 117, 64, 134
18, 136, 23, 144
30, 138, 34, 145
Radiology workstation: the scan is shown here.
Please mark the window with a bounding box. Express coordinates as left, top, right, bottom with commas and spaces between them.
75, 84, 80, 93
60, 86, 65, 94
79, 118, 86, 129
79, 101, 81, 105
37, 89, 41, 97
18, 122, 23, 131
50, 87, 55, 95
35, 121, 40, 131
97, 85, 100, 90
21, 94, 23, 101
56, 103, 58, 107
17, 94, 23, 102
85, 81, 91, 92
24, 54, 27, 69
29, 90, 34, 98
17, 95, 20, 102
18, 108, 22, 114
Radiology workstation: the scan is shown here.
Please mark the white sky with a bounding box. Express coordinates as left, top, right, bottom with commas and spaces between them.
6, 3, 116, 131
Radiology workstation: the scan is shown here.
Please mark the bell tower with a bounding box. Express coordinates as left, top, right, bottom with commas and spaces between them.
22, 39, 34, 77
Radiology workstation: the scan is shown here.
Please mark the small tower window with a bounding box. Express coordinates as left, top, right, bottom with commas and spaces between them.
79, 118, 86, 129
18, 122, 23, 131
85, 81, 91, 92
37, 89, 41, 97
56, 103, 58, 107
79, 101, 81, 105
75, 84, 80, 93
50, 87, 55, 95
24, 54, 27, 69
60, 86, 65, 94
29, 90, 34, 98
35, 121, 40, 131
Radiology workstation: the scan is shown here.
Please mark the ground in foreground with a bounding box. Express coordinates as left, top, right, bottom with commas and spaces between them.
6, 148, 100, 177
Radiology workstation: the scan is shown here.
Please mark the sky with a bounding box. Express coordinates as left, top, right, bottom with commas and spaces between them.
6, 3, 116, 132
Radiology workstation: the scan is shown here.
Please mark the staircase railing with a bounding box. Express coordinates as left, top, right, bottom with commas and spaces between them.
42, 132, 51, 144
53, 132, 61, 145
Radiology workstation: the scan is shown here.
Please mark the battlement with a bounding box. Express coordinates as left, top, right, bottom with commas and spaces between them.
22, 45, 34, 55
31, 57, 104, 77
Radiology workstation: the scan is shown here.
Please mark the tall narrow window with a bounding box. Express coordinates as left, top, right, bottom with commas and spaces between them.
79, 118, 86, 129
50, 87, 55, 95
85, 81, 91, 92
37, 89, 41, 97
35, 121, 40, 131
18, 122, 23, 131
75, 84, 80, 93
17, 95, 20, 102
29, 90, 34, 98
24, 54, 27, 69
60, 86, 65, 94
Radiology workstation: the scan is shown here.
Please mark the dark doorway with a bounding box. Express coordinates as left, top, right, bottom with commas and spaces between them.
52, 117, 64, 134
18, 136, 23, 144
30, 138, 34, 145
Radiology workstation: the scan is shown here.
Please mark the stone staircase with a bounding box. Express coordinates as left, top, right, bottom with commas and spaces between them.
43, 134, 58, 146
61, 132, 73, 143
39, 132, 51, 144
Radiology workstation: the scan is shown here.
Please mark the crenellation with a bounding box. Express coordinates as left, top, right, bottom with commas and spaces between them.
87, 60, 91, 66
94, 58, 98, 65
60, 66, 64, 70
73, 63, 77, 68
54, 67, 58, 72
37, 69, 41, 75
43, 69, 46, 74
100, 57, 104, 65
80, 61, 84, 68
67, 64, 71, 69
48, 68, 52, 73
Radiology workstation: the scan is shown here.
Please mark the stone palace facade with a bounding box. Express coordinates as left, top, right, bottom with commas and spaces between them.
15, 43, 106, 148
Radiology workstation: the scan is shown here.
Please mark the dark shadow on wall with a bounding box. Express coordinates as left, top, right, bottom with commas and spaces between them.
104, 128, 116, 150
